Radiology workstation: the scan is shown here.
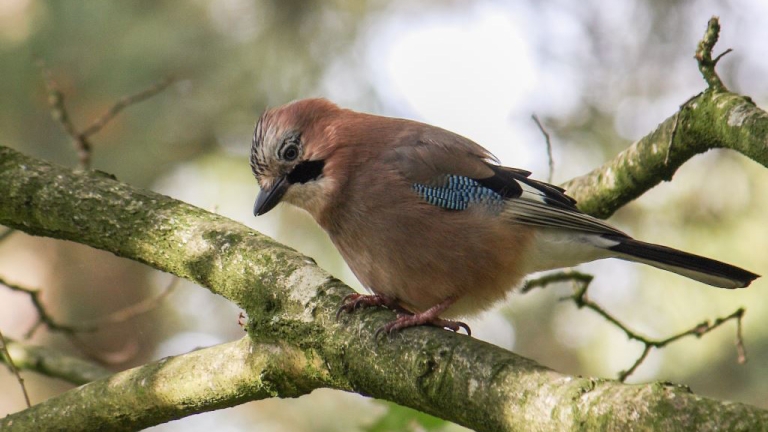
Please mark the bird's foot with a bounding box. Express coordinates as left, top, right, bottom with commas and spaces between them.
337, 293, 471, 337
375, 314, 471, 338
336, 293, 408, 319
375, 296, 471, 337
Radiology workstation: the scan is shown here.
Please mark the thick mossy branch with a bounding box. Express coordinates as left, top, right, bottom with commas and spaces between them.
2, 338, 332, 432
1, 145, 767, 432
561, 89, 768, 219
562, 17, 768, 219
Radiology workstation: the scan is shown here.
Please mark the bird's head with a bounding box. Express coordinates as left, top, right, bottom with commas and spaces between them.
250, 98, 341, 217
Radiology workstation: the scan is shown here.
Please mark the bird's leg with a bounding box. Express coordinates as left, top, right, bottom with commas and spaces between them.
336, 292, 412, 319
376, 296, 471, 337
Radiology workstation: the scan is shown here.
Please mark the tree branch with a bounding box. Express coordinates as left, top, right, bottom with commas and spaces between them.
695, 16, 731, 92
531, 113, 555, 183
2, 337, 331, 431
0, 277, 96, 337
0, 330, 30, 407
561, 17, 768, 219
561, 89, 768, 218
40, 64, 174, 170
1, 145, 766, 431
1, 338, 111, 386
522, 271, 747, 382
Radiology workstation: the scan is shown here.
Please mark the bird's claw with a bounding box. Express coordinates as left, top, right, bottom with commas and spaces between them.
335, 293, 399, 320
374, 314, 471, 338
337, 293, 471, 337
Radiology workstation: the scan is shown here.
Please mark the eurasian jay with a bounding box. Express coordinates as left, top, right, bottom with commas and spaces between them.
250, 98, 759, 335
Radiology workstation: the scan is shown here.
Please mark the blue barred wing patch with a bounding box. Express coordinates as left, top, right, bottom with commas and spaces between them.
412, 175, 504, 211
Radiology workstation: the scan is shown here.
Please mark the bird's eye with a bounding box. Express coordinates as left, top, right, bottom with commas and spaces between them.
281, 143, 299, 161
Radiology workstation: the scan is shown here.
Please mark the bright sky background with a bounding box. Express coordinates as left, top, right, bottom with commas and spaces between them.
370, 3, 538, 168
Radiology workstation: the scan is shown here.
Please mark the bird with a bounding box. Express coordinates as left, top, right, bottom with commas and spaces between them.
249, 98, 759, 336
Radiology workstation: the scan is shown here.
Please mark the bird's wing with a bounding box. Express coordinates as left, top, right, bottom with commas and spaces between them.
484, 164, 627, 236
388, 128, 627, 236
385, 125, 497, 183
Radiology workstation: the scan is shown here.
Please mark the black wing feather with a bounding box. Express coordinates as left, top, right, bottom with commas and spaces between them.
477, 164, 627, 236
478, 165, 577, 208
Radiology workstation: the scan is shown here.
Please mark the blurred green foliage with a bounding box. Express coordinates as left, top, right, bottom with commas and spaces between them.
365, 401, 448, 432
0, 0, 377, 185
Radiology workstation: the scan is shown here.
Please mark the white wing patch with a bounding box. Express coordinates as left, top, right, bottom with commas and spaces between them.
503, 178, 628, 237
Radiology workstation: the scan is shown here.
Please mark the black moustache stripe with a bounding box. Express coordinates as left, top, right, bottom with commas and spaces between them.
287, 160, 325, 184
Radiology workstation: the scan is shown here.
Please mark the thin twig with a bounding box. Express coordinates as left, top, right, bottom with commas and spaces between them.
620, 345, 652, 382
39, 62, 174, 170
63, 332, 140, 366
40, 63, 91, 168
694, 16, 730, 92
78, 277, 179, 327
712, 48, 733, 65
615, 308, 746, 382
1, 276, 178, 338
523, 271, 748, 382
531, 114, 555, 183
0, 328, 31, 407
570, 281, 747, 382
0, 277, 94, 337
520, 270, 593, 294
1, 277, 179, 365
79, 76, 175, 139
735, 309, 747, 363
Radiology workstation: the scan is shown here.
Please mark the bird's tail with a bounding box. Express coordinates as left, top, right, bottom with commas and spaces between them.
605, 235, 759, 289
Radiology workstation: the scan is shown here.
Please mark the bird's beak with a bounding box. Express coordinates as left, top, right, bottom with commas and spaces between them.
254, 175, 289, 216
